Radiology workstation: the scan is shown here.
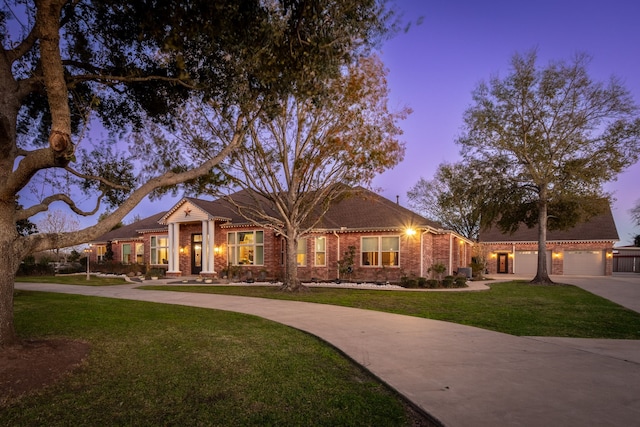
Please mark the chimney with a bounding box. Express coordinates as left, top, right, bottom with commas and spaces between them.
396, 195, 399, 205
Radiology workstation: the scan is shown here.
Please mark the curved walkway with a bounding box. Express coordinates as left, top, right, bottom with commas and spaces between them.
15, 277, 640, 427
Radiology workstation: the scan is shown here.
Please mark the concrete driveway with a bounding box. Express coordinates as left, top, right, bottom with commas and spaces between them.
554, 273, 640, 314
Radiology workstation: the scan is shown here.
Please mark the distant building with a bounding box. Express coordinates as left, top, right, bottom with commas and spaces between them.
613, 246, 640, 273
479, 207, 619, 276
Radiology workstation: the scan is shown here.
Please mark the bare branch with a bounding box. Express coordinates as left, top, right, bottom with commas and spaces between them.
64, 166, 130, 191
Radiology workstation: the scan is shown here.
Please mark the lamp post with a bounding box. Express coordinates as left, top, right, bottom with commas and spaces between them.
84, 244, 92, 281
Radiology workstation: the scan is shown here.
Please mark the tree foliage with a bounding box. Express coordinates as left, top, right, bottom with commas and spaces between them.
457, 50, 640, 283
407, 161, 486, 241
0, 0, 396, 345
218, 56, 408, 291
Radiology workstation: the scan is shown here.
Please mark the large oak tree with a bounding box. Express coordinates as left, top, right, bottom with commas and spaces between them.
458, 50, 640, 283
0, 0, 394, 345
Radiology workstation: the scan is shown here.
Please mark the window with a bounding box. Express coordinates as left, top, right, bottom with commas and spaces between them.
297, 238, 307, 266
136, 243, 144, 264
228, 231, 264, 266
315, 237, 326, 266
361, 236, 399, 267
151, 236, 169, 265
122, 244, 132, 264
96, 245, 106, 262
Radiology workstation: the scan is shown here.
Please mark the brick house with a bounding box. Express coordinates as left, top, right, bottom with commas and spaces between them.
479, 207, 619, 276
89, 187, 474, 282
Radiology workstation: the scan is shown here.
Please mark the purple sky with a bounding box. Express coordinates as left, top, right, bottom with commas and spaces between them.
35, 0, 636, 246
371, 0, 640, 245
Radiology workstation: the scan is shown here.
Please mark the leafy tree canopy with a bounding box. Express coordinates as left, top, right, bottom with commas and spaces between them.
407, 161, 486, 241
457, 49, 640, 282
0, 0, 397, 345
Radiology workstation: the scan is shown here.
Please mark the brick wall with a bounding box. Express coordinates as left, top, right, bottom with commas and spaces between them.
96, 224, 474, 282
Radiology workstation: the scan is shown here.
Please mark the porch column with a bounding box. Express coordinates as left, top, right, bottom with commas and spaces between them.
201, 220, 210, 273
207, 220, 216, 273
168, 223, 181, 273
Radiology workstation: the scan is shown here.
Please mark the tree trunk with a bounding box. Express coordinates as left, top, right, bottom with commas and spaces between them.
531, 197, 554, 284
0, 207, 20, 347
282, 232, 302, 292
0, 255, 18, 347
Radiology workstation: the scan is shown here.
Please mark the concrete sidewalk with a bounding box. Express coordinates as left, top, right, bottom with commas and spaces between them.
15, 281, 640, 427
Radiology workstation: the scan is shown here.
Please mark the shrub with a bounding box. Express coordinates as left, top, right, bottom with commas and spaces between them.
17, 262, 54, 276
471, 261, 485, 279
147, 267, 166, 278
454, 276, 468, 288
96, 261, 145, 276
442, 275, 454, 288
400, 276, 418, 288
425, 279, 439, 289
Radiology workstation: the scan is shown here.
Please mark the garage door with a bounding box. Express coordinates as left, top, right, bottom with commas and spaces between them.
514, 251, 551, 275
564, 251, 604, 276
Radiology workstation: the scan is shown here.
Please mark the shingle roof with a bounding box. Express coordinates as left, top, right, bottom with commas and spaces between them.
93, 187, 450, 242
314, 187, 442, 231
479, 207, 619, 242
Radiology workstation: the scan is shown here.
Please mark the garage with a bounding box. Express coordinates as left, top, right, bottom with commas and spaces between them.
514, 250, 551, 275
564, 250, 604, 276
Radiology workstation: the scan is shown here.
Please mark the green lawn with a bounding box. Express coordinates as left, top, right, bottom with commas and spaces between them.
15, 275, 129, 286
4, 291, 420, 426
140, 281, 640, 339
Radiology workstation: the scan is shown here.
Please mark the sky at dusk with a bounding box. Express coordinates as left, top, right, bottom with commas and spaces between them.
21, 1, 637, 246
370, 0, 640, 245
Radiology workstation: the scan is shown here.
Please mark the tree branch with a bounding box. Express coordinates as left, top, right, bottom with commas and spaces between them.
22, 114, 246, 254
64, 166, 130, 191
17, 192, 103, 220
68, 73, 197, 89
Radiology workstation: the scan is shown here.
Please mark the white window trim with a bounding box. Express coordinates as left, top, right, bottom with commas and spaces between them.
122, 243, 132, 264
227, 230, 264, 266
150, 235, 169, 265
96, 245, 106, 262
361, 235, 400, 268
315, 237, 326, 266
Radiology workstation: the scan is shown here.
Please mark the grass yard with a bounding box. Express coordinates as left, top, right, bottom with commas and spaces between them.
140, 281, 640, 339
15, 275, 128, 286
3, 291, 422, 426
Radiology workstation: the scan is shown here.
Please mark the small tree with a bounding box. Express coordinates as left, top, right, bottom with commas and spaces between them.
36, 210, 80, 262
458, 50, 640, 284
632, 200, 640, 228
104, 241, 114, 262
337, 246, 356, 282
427, 263, 446, 282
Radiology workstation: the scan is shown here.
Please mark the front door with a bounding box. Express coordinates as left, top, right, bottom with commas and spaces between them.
192, 234, 202, 275
497, 253, 509, 274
